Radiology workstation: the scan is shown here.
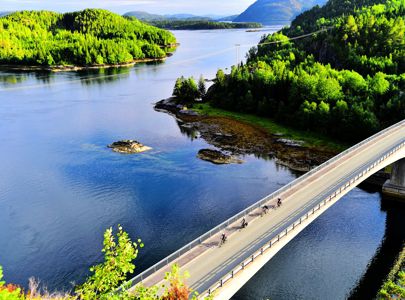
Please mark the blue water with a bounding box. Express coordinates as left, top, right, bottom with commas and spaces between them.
0, 28, 403, 299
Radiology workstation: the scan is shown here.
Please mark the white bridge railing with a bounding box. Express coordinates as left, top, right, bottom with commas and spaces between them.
202, 138, 405, 298
124, 120, 405, 294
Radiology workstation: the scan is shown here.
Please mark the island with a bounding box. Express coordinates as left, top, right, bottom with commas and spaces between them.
123, 11, 262, 30
0, 9, 177, 70
139, 20, 262, 30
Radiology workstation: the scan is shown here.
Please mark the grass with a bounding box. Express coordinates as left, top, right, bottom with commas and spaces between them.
377, 245, 405, 299
192, 103, 349, 153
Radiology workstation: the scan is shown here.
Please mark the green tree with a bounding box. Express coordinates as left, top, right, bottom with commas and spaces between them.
75, 225, 144, 299
370, 72, 390, 95
173, 76, 199, 104
0, 9, 176, 67
0, 267, 23, 300
198, 75, 206, 98
216, 69, 226, 86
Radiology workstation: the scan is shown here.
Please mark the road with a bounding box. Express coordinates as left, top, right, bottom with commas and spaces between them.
130, 121, 405, 298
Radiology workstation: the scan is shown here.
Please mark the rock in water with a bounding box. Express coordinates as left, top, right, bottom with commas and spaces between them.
108, 140, 152, 154
197, 149, 243, 165
276, 138, 305, 148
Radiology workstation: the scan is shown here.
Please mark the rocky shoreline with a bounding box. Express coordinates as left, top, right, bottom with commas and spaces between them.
198, 149, 243, 165
0, 57, 168, 73
155, 98, 336, 170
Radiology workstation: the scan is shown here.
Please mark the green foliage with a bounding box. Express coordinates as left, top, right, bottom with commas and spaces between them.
75, 225, 144, 299
285, 0, 405, 75
0, 9, 176, 66
198, 75, 206, 98
0, 227, 211, 300
172, 76, 200, 104
377, 246, 405, 299
203, 0, 405, 143
378, 276, 405, 299
0, 267, 23, 300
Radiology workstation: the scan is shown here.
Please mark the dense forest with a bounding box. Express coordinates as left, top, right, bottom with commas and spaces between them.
139, 19, 262, 30
0, 9, 176, 66
193, 0, 405, 142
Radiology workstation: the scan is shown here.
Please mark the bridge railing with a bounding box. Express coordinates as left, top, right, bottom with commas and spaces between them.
202, 139, 405, 298
124, 120, 405, 289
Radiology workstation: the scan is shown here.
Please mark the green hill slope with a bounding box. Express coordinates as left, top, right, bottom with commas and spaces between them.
202, 0, 405, 142
0, 9, 176, 67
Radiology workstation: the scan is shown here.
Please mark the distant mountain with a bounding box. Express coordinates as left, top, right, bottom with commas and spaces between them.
124, 11, 166, 21
124, 11, 218, 21
216, 15, 238, 22
168, 13, 205, 19
0, 11, 12, 17
234, 0, 327, 25
124, 11, 234, 22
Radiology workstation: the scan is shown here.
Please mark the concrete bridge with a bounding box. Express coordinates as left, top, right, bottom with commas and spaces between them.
127, 120, 405, 299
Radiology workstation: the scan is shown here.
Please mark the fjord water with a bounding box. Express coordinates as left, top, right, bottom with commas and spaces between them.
0, 28, 403, 299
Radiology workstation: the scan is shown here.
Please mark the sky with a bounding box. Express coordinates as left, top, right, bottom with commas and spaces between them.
1, 0, 256, 16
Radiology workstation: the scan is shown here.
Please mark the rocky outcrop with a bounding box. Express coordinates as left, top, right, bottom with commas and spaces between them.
197, 149, 243, 165
154, 98, 336, 171
275, 138, 305, 148
108, 140, 152, 154
155, 97, 183, 114
155, 98, 200, 118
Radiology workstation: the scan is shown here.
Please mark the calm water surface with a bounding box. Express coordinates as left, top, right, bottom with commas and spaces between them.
0, 28, 403, 299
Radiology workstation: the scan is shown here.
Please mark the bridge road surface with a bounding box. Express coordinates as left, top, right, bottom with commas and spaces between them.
133, 122, 405, 297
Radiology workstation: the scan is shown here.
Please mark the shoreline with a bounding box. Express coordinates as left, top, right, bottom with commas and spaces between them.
155, 98, 394, 185
155, 97, 338, 172
0, 57, 168, 73
193, 103, 348, 153
377, 245, 405, 299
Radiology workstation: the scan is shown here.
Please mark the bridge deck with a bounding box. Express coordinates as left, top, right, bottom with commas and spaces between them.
130, 122, 405, 298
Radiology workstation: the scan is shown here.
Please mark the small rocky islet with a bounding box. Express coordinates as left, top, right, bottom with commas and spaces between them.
197, 149, 243, 165
108, 140, 152, 154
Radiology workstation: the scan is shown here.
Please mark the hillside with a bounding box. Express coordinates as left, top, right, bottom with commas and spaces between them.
234, 0, 327, 25
0, 9, 176, 67
123, 11, 168, 21
142, 19, 261, 30
195, 0, 405, 142
288, 0, 387, 32
124, 11, 215, 21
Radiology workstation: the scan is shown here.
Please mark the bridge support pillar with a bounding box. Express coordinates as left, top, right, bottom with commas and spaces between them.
383, 158, 405, 199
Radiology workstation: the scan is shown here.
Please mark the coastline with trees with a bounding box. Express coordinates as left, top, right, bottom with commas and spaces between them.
138, 19, 262, 30
171, 0, 405, 144
0, 9, 177, 71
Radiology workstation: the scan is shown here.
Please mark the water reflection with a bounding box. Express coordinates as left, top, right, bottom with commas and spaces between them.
176, 120, 200, 140
77, 67, 131, 86
0, 73, 28, 85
